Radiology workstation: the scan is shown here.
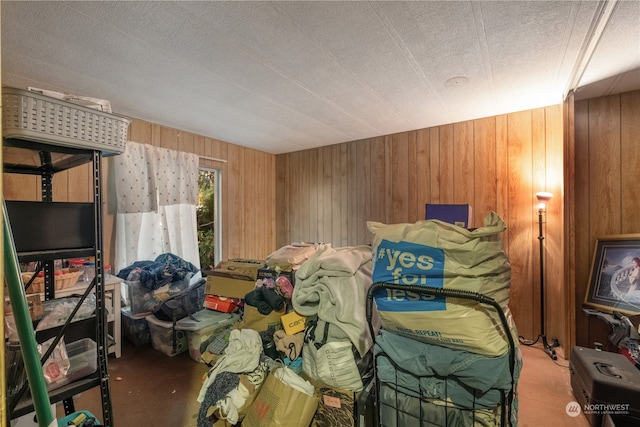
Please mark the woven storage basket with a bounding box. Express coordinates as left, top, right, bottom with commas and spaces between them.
2, 87, 129, 155
22, 268, 84, 294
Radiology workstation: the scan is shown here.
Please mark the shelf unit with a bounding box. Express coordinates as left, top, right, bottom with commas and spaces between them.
3, 87, 129, 426
3, 140, 114, 424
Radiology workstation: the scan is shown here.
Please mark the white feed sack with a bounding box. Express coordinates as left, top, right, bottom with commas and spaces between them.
368, 211, 518, 357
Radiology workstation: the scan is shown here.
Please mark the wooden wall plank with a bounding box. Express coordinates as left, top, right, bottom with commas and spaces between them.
439, 124, 454, 203
300, 149, 311, 242
347, 142, 359, 244
531, 108, 545, 341
369, 137, 386, 224
178, 131, 195, 154
573, 99, 591, 347
225, 144, 244, 258
586, 95, 624, 350
320, 146, 333, 243
495, 115, 509, 243
588, 95, 621, 237
563, 95, 577, 353
129, 118, 152, 144
267, 152, 276, 255
159, 126, 178, 150
429, 127, 441, 203
3, 174, 37, 201
275, 154, 288, 249
415, 129, 431, 221
151, 124, 161, 147
391, 132, 409, 224
506, 110, 535, 339
384, 135, 393, 223
243, 148, 257, 255
308, 149, 319, 243
473, 117, 497, 225
453, 121, 474, 206
356, 139, 372, 244
67, 164, 91, 202
287, 151, 299, 242
543, 104, 566, 346
194, 134, 206, 158
338, 143, 348, 246
407, 131, 418, 222
620, 91, 640, 233
52, 171, 68, 202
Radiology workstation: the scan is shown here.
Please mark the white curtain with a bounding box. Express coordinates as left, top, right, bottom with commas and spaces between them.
113, 141, 200, 273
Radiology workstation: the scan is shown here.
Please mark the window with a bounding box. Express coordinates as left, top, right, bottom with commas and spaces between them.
197, 168, 221, 270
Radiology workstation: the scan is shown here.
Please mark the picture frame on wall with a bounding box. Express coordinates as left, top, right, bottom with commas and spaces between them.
584, 234, 640, 315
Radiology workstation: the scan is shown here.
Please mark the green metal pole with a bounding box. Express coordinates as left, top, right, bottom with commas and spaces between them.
3, 200, 55, 427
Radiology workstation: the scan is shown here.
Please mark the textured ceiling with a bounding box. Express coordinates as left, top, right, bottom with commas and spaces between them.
2, 1, 639, 154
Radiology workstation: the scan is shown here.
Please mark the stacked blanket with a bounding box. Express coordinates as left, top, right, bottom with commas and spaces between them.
292, 244, 376, 391
292, 244, 375, 357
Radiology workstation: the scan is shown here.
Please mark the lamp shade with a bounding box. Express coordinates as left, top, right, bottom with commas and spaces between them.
536, 192, 553, 203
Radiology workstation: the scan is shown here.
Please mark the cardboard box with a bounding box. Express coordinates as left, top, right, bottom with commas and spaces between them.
203, 295, 241, 313
425, 203, 473, 228
208, 259, 265, 281
205, 275, 256, 299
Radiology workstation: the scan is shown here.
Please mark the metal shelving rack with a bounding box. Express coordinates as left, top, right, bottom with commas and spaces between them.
3, 139, 114, 425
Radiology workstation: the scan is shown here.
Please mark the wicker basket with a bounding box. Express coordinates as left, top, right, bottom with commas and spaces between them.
2, 87, 129, 155
22, 268, 84, 294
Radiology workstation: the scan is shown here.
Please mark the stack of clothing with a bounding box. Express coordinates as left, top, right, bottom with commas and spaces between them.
196, 329, 267, 427
292, 244, 376, 392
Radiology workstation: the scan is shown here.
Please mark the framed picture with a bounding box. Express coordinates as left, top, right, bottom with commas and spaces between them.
584, 234, 640, 315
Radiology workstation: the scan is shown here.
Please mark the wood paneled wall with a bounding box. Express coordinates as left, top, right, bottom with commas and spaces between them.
276, 105, 566, 348
3, 117, 277, 266
572, 90, 640, 350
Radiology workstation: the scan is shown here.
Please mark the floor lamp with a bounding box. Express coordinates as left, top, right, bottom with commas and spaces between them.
536, 191, 560, 360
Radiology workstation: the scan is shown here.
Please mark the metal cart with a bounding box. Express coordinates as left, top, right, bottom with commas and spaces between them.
366, 282, 518, 427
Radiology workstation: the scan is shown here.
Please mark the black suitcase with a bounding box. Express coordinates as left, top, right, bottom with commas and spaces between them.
570, 346, 640, 426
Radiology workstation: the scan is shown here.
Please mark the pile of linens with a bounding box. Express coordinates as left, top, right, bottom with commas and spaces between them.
193, 210, 521, 426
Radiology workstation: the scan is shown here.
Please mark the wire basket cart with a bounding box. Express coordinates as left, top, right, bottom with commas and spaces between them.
366, 282, 518, 427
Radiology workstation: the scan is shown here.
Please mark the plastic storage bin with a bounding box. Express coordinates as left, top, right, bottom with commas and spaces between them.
57, 410, 100, 427
121, 308, 150, 346
175, 309, 239, 362
47, 338, 97, 391
2, 87, 129, 155
124, 279, 192, 316
146, 314, 187, 357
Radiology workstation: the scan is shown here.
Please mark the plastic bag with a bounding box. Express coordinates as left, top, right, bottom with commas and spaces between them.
35, 294, 96, 331
38, 337, 71, 385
